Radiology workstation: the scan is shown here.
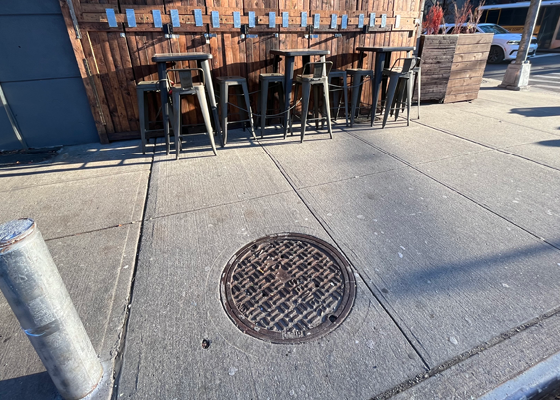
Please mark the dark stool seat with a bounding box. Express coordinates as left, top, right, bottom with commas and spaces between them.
217, 76, 256, 145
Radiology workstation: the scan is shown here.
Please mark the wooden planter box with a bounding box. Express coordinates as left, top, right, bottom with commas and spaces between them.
418, 33, 493, 103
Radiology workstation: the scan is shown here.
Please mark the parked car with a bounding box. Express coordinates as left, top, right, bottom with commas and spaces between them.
440, 23, 538, 63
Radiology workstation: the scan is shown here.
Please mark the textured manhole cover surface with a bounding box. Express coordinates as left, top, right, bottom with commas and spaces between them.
220, 233, 356, 344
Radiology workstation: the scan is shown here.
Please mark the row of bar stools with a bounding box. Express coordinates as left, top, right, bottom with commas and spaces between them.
259, 73, 285, 138
347, 68, 374, 127
217, 76, 256, 146
327, 70, 349, 127
136, 80, 163, 154
169, 68, 217, 159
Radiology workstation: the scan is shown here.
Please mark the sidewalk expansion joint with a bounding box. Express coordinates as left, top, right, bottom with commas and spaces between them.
371, 305, 560, 400
110, 146, 156, 398
144, 189, 294, 221
343, 129, 560, 254
256, 138, 432, 371
412, 120, 560, 174
44, 221, 142, 242
0, 168, 150, 194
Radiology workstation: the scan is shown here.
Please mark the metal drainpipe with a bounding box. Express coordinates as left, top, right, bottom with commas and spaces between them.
0, 219, 103, 399
0, 82, 28, 150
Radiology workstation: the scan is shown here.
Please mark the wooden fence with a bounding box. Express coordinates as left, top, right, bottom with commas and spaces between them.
58, 0, 422, 143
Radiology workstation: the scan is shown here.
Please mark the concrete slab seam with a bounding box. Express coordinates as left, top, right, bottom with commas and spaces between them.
110, 145, 156, 399
256, 138, 433, 373
411, 120, 560, 174
372, 304, 560, 399
342, 129, 560, 253
44, 221, 142, 243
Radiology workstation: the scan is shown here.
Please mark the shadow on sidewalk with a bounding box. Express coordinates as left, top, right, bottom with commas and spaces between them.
0, 372, 57, 400
536, 139, 560, 147
510, 106, 560, 118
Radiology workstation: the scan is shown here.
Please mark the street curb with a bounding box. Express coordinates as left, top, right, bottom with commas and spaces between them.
480, 351, 560, 400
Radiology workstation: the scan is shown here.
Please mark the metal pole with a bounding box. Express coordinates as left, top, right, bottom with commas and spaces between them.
0, 82, 28, 150
499, 0, 542, 89
0, 219, 102, 400
514, 0, 542, 64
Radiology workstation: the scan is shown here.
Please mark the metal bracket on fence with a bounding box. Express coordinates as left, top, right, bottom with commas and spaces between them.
246, 34, 259, 38
248, 11, 256, 28
341, 15, 348, 29
282, 12, 289, 28
330, 14, 338, 29
126, 9, 136, 28
358, 14, 364, 28
194, 9, 203, 27
211, 11, 220, 28
105, 8, 118, 28
313, 14, 320, 29
269, 12, 276, 28
170, 9, 181, 27
152, 10, 163, 28
301, 12, 307, 27
0, 219, 103, 399
381, 14, 387, 27
234, 12, 241, 28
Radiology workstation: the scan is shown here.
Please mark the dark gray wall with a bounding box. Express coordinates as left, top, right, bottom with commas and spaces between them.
0, 0, 99, 151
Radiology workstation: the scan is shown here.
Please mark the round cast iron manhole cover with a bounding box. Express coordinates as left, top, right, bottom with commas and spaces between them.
220, 233, 356, 344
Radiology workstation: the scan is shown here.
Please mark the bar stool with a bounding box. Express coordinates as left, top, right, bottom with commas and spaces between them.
217, 76, 256, 146
381, 59, 422, 122
381, 57, 419, 128
328, 70, 349, 126
169, 68, 217, 159
289, 61, 333, 143
136, 80, 161, 154
258, 73, 285, 138
347, 69, 374, 127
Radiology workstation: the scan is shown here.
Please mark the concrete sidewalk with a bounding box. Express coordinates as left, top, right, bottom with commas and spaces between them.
1, 78, 559, 399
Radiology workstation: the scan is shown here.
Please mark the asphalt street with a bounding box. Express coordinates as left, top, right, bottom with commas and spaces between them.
484, 52, 560, 92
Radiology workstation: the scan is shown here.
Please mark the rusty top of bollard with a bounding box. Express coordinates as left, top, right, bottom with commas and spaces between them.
0, 218, 36, 251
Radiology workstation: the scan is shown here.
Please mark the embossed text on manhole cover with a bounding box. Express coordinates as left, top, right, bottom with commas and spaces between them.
220, 233, 356, 344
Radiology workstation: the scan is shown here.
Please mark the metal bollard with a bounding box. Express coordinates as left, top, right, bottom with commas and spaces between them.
0, 219, 103, 400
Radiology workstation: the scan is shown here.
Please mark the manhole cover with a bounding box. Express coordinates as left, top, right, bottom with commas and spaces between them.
220, 233, 356, 344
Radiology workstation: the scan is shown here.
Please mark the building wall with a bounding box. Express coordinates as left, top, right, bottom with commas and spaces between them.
0, 0, 98, 151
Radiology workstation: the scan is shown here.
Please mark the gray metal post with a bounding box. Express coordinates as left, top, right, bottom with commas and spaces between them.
0, 219, 102, 400
499, 0, 542, 90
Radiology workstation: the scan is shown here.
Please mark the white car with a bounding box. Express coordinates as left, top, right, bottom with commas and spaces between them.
442, 23, 538, 63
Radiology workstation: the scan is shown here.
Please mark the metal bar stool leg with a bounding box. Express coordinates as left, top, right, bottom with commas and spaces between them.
382, 77, 400, 129
416, 68, 421, 119
260, 79, 269, 138
172, 90, 182, 159
137, 89, 147, 154
220, 81, 228, 146
241, 81, 256, 140
313, 85, 319, 130
322, 80, 333, 139
343, 75, 349, 127
350, 75, 361, 127
300, 81, 311, 143
196, 86, 218, 156
407, 77, 413, 126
